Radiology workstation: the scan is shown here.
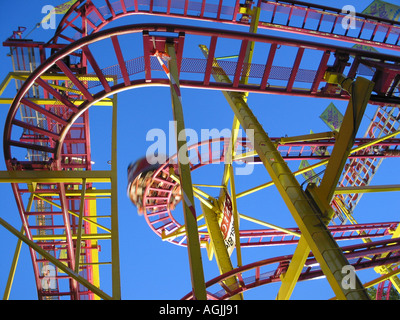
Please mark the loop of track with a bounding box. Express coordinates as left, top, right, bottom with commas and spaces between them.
141, 137, 399, 247
5, 23, 400, 167
4, 0, 400, 299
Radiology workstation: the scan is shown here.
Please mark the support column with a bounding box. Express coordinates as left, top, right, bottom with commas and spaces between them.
110, 80, 121, 300
277, 76, 374, 300
166, 42, 207, 300
0, 216, 112, 300
201, 202, 241, 300
200, 46, 370, 299
3, 227, 24, 300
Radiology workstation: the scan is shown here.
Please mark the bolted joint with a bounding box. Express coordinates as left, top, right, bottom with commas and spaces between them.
324, 71, 354, 94
305, 183, 336, 225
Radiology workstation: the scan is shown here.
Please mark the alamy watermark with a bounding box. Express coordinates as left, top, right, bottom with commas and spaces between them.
41, 264, 57, 290
41, 5, 57, 30
145, 121, 255, 176
342, 5, 356, 30
40, 4, 358, 31
341, 265, 356, 290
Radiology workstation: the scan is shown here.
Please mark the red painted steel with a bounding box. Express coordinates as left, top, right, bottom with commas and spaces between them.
4, 23, 400, 167
49, 0, 400, 53
3, 0, 400, 300
182, 237, 400, 300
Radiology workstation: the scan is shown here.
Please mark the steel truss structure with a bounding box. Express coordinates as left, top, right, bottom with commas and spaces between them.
1, 0, 400, 300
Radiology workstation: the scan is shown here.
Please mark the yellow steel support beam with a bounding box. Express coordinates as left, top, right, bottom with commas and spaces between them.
33, 194, 111, 233
276, 237, 309, 300
3, 191, 35, 300
0, 170, 112, 183
239, 214, 300, 238
209, 7, 260, 274
0, 216, 111, 300
0, 98, 113, 106
166, 42, 207, 300
280, 131, 336, 145
201, 46, 369, 299
374, 264, 400, 295
161, 227, 208, 243
88, 189, 101, 300
193, 184, 225, 189
219, 119, 242, 268
31, 233, 111, 241
0, 72, 115, 97
1, 79, 119, 300
335, 185, 400, 194
201, 202, 242, 300
236, 128, 400, 199
317, 77, 375, 205
30, 189, 112, 197
277, 76, 373, 300
110, 82, 121, 299
364, 266, 400, 290
3, 191, 36, 300
3, 226, 24, 300
229, 165, 242, 269
74, 179, 87, 274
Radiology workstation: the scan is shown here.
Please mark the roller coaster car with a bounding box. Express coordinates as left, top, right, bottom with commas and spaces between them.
127, 157, 182, 215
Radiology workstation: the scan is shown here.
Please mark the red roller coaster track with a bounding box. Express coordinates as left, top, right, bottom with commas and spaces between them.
2, 0, 400, 300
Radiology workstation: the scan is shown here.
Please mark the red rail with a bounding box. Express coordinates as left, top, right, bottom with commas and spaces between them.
3, 1, 400, 300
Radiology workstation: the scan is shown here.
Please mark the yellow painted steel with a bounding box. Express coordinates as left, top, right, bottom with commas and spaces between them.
3, 226, 24, 300
329, 267, 400, 299
161, 228, 208, 243
0, 88, 121, 299
0, 71, 119, 300
335, 185, 400, 194
0, 170, 112, 183
277, 76, 373, 300
3, 192, 35, 300
321, 195, 400, 298
29, 189, 112, 197
0, 217, 112, 300
192, 186, 218, 206
364, 266, 400, 290
31, 233, 112, 241
0, 72, 115, 97
280, 131, 336, 145
234, 131, 336, 161
236, 128, 400, 199
205, 7, 260, 277
0, 98, 113, 106
239, 214, 300, 238
74, 179, 87, 274
372, 198, 400, 295
276, 237, 309, 300
193, 184, 225, 188
201, 47, 369, 300
166, 42, 207, 300
219, 119, 242, 268
317, 77, 375, 204
110, 83, 121, 299
34, 194, 111, 233
374, 265, 400, 295
201, 202, 242, 300
229, 165, 242, 269
88, 190, 101, 299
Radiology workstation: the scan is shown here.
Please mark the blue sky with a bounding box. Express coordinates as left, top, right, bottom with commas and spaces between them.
0, 0, 399, 300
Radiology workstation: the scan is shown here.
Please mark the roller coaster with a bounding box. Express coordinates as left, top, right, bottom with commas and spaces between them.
1, 0, 400, 300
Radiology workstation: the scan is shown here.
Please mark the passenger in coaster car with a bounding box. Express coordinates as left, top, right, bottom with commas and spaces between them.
127, 157, 182, 215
